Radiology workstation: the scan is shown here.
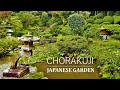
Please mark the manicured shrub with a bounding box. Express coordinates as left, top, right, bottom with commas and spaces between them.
56, 35, 88, 56
0, 37, 19, 57
49, 23, 61, 36
113, 16, 120, 24
83, 24, 101, 39
59, 25, 73, 35
83, 23, 92, 30
41, 12, 50, 26
94, 19, 103, 24
103, 16, 114, 24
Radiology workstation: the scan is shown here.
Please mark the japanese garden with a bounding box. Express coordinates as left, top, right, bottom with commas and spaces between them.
0, 11, 120, 79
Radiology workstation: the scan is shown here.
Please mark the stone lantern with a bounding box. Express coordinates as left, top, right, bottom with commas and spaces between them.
98, 27, 109, 40
19, 32, 40, 57
0, 25, 13, 38
6, 26, 13, 37
3, 31, 40, 78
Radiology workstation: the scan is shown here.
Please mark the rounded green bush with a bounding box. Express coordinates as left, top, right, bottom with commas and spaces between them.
86, 16, 94, 24
68, 14, 85, 35
103, 16, 114, 24
113, 16, 120, 24
94, 19, 103, 24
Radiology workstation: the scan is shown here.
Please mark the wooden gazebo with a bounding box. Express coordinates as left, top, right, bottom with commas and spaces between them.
98, 27, 109, 40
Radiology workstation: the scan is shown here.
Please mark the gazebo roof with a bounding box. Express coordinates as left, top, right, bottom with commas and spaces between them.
0, 25, 13, 28
7, 29, 13, 32
98, 27, 107, 31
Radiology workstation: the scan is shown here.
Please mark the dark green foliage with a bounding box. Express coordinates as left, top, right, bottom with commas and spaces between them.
49, 23, 61, 36
54, 16, 63, 25
59, 25, 73, 35
114, 11, 120, 16
56, 35, 88, 55
103, 16, 114, 24
107, 11, 116, 16
86, 16, 94, 24
101, 24, 120, 31
83, 23, 92, 30
41, 12, 50, 26
89, 39, 120, 79
68, 14, 85, 35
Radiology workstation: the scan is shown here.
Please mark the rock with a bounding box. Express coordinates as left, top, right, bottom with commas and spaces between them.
29, 66, 37, 73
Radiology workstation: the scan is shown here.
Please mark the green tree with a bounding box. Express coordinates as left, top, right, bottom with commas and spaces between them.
68, 14, 85, 35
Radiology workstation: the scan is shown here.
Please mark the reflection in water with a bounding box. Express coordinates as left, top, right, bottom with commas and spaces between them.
33, 60, 101, 79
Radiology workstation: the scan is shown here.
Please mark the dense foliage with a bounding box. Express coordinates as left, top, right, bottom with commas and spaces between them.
0, 37, 19, 57
1, 11, 120, 79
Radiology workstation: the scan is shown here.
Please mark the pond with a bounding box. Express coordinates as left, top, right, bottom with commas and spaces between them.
0, 55, 101, 79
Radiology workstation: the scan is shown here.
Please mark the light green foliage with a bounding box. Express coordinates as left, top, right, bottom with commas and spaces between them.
0, 37, 19, 57
26, 43, 59, 64
59, 24, 73, 35
94, 19, 103, 24
29, 72, 44, 79
101, 24, 120, 31
83, 24, 101, 39
68, 14, 85, 35
103, 16, 114, 24
94, 13, 104, 19
78, 11, 91, 19
86, 16, 94, 24
17, 11, 40, 28
113, 16, 120, 24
